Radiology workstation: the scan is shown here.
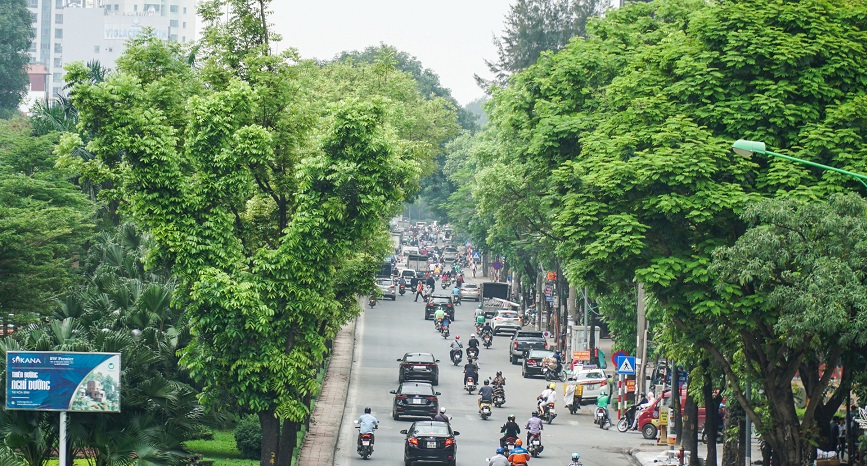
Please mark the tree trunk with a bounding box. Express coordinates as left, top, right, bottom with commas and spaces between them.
683, 394, 699, 466
259, 410, 280, 466
722, 400, 742, 466
702, 372, 718, 466
535, 268, 543, 331
276, 418, 299, 466
671, 364, 681, 437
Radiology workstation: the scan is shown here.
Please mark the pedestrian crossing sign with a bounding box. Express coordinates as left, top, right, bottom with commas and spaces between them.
616, 356, 636, 375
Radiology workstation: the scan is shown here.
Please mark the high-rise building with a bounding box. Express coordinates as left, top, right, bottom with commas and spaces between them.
24, 0, 196, 104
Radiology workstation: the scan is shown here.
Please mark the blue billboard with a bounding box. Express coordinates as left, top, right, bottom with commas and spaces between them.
6, 351, 121, 412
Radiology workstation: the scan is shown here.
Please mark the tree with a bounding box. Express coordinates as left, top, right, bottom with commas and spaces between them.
0, 0, 33, 117
0, 119, 95, 319
475, 0, 607, 89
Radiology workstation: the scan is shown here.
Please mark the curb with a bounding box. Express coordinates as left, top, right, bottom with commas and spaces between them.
296, 317, 358, 466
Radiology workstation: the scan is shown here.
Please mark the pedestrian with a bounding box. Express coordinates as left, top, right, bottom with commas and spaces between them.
830, 417, 840, 453
472, 262, 477, 277
676, 446, 685, 466
414, 282, 425, 302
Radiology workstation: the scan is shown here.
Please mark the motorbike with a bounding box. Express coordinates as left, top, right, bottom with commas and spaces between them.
482, 333, 493, 348
450, 349, 463, 366
493, 386, 506, 407
503, 437, 517, 456
398, 283, 406, 295
617, 404, 639, 432
527, 432, 544, 457
595, 407, 610, 429
368, 297, 376, 308
442, 326, 450, 338
441, 280, 449, 289
466, 346, 479, 360
453, 294, 461, 305
475, 323, 484, 334
465, 377, 477, 394
434, 318, 442, 332
542, 402, 556, 424
479, 400, 492, 420
354, 422, 377, 459
543, 365, 566, 382
564, 385, 581, 415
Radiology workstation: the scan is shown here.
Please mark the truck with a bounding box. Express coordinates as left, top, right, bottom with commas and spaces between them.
406, 254, 430, 274
376, 261, 393, 279
481, 282, 509, 301
509, 330, 548, 364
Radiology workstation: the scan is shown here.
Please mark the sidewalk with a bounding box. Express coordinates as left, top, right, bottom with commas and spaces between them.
631, 439, 763, 466
296, 318, 357, 466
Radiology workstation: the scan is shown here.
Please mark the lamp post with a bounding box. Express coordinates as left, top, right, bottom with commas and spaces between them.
732, 139, 867, 189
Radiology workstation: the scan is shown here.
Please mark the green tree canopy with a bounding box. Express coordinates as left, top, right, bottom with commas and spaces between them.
0, 0, 33, 117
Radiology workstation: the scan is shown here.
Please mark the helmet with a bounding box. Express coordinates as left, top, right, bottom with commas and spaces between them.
484, 379, 490, 385
364, 407, 371, 414
549, 383, 556, 389
439, 407, 447, 413
456, 335, 460, 339
515, 439, 523, 446
508, 414, 515, 421
496, 447, 505, 454
532, 411, 538, 417
471, 334, 476, 337
572, 452, 581, 460
477, 304, 483, 309
496, 371, 503, 376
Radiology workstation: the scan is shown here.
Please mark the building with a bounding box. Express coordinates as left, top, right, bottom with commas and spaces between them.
25, 0, 196, 103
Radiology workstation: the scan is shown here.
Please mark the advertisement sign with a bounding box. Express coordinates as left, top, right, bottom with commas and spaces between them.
6, 352, 121, 412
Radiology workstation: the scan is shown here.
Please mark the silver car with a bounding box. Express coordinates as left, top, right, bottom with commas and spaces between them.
376, 278, 397, 300
570, 369, 610, 403
459, 283, 480, 301
491, 310, 522, 334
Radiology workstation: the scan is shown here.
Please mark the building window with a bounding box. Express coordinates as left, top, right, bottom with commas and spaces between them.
93, 45, 100, 53
28, 0, 38, 7
54, 58, 61, 67
54, 28, 62, 38
182, 21, 186, 28
181, 36, 186, 43
29, 43, 36, 53
183, 7, 186, 13
114, 4, 118, 10
169, 33, 177, 42
169, 19, 178, 27
133, 4, 137, 10
55, 0, 62, 8
53, 87, 62, 96
169, 5, 177, 12
53, 73, 62, 81
54, 43, 61, 53
31, 12, 38, 22
55, 13, 62, 24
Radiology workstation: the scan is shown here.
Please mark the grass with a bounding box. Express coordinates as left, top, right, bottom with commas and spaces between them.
184, 430, 257, 466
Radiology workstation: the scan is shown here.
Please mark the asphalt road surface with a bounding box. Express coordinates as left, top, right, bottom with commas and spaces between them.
335, 290, 646, 466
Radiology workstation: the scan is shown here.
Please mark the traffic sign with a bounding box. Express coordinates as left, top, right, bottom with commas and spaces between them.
611, 350, 628, 366
492, 261, 502, 270
472, 252, 481, 261
616, 355, 636, 375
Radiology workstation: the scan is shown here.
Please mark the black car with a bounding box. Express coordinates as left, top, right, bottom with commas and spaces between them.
391, 382, 441, 420
425, 295, 455, 320
397, 352, 440, 385
401, 420, 460, 466
522, 349, 555, 378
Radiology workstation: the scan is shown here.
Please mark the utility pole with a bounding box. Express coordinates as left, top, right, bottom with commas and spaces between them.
567, 285, 577, 355
636, 282, 647, 396
583, 287, 589, 350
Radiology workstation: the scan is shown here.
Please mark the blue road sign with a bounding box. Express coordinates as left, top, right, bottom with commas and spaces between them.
472, 251, 481, 261
616, 355, 636, 375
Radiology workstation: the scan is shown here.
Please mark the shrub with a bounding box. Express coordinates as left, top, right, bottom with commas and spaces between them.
234, 415, 262, 460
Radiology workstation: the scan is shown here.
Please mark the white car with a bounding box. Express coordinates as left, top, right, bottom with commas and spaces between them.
459, 283, 480, 301
491, 310, 522, 334
570, 369, 610, 403
375, 278, 397, 300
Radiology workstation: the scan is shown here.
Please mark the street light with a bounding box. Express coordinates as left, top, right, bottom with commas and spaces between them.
732, 139, 867, 189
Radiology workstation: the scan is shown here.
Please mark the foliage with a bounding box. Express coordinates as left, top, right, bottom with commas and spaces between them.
0, 0, 33, 117
233, 416, 262, 460
0, 118, 95, 319
475, 0, 607, 89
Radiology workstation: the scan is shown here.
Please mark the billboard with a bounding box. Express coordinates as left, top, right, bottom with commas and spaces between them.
6, 351, 121, 412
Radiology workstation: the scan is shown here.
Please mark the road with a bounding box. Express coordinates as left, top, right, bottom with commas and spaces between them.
334, 288, 648, 466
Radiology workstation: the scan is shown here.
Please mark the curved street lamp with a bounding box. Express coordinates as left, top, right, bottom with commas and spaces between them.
732, 139, 867, 190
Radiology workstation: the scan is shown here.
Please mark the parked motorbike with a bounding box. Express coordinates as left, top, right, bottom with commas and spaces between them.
617, 405, 639, 433
527, 432, 544, 457
482, 333, 493, 348
467, 346, 479, 360
465, 377, 477, 394
354, 422, 377, 459
479, 400, 492, 420
450, 349, 463, 366
595, 407, 610, 429
493, 386, 506, 407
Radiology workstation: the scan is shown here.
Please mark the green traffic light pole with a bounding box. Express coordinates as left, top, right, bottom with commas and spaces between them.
732, 139, 867, 190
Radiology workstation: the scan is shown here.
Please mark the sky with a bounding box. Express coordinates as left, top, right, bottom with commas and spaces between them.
269, 0, 514, 106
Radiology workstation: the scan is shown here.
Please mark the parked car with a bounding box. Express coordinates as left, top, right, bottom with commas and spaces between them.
522, 350, 555, 378
400, 420, 460, 466
459, 283, 480, 301
509, 330, 547, 364
391, 382, 441, 420
570, 368, 610, 403
376, 277, 397, 300
425, 295, 455, 320
492, 309, 522, 335
397, 352, 440, 385
636, 388, 709, 440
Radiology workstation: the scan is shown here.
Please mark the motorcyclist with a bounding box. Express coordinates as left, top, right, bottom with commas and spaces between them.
475, 311, 486, 330
499, 414, 521, 448
630, 392, 650, 430
474, 304, 484, 319
508, 439, 531, 465
434, 406, 450, 423
538, 383, 556, 415
552, 350, 563, 375
493, 371, 506, 387
434, 307, 446, 327
482, 321, 494, 337
525, 411, 543, 444
596, 391, 611, 426
357, 407, 379, 448
449, 336, 463, 361
478, 379, 494, 409
488, 447, 510, 466
467, 334, 480, 355
568, 452, 583, 466
398, 276, 407, 289
452, 284, 461, 304
441, 315, 451, 333
463, 358, 479, 386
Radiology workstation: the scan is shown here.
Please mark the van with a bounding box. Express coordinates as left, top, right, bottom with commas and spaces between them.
636, 388, 709, 440
402, 246, 419, 256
